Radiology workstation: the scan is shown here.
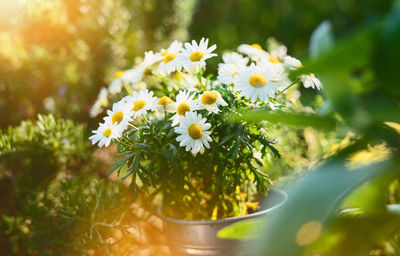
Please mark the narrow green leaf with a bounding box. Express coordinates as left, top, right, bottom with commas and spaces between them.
232, 111, 337, 130
218, 219, 265, 240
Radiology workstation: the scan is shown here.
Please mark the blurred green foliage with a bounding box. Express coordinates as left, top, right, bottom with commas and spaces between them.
1, 0, 392, 129
0, 115, 90, 211
189, 0, 394, 75
0, 115, 149, 255
220, 0, 400, 255
1, 176, 135, 255
190, 0, 393, 53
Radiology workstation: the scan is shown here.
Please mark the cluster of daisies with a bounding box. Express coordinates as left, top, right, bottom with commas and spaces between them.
89, 88, 227, 154
90, 39, 216, 117
90, 38, 322, 155
218, 43, 321, 105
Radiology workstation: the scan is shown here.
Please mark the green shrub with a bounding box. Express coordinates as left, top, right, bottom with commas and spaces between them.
0, 114, 89, 204
0, 115, 140, 255
1, 177, 135, 255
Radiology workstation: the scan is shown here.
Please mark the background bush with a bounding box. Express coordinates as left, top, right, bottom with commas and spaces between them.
0, 115, 90, 212
0, 0, 196, 129
190, 0, 393, 52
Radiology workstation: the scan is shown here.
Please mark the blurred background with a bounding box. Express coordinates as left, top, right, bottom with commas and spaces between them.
0, 0, 396, 255
0, 0, 393, 129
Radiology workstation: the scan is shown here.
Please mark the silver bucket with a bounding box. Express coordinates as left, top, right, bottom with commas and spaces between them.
159, 189, 287, 256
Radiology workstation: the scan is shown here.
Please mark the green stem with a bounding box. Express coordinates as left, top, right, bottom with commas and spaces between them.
164, 108, 168, 120
122, 81, 133, 96
128, 124, 139, 130
274, 78, 300, 99
143, 115, 154, 134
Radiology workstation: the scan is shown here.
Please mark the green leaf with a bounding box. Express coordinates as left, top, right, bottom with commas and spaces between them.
232, 111, 337, 130
253, 159, 394, 256
309, 21, 334, 60
296, 28, 376, 76
217, 218, 265, 240
373, 0, 400, 98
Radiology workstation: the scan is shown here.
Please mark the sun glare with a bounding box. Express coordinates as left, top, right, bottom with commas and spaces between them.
0, 0, 23, 24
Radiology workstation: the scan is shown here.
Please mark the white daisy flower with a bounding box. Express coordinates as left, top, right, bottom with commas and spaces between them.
108, 71, 125, 95
258, 60, 289, 91
257, 50, 284, 66
90, 101, 103, 118
132, 81, 148, 91
156, 40, 183, 75
119, 51, 161, 86
284, 56, 303, 70
178, 38, 217, 69
237, 43, 269, 61
123, 89, 158, 117
154, 96, 176, 114
222, 52, 249, 66
265, 54, 282, 65
97, 87, 109, 106
181, 74, 206, 90
174, 111, 212, 155
170, 90, 200, 126
301, 73, 322, 90
217, 63, 240, 85
89, 120, 122, 148
104, 100, 133, 131
267, 101, 281, 111
197, 90, 228, 114
162, 72, 198, 91
120, 66, 146, 85
90, 87, 108, 117
233, 63, 282, 102
270, 45, 287, 60
143, 50, 163, 67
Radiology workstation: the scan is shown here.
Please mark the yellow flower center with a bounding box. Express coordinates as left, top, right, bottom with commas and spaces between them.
188, 124, 202, 140
201, 91, 218, 105
103, 128, 112, 138
114, 71, 125, 79
177, 102, 190, 116
268, 56, 280, 64
158, 96, 173, 106
232, 71, 239, 77
249, 74, 267, 88
112, 111, 124, 124
162, 51, 177, 63
133, 100, 146, 111
307, 73, 313, 78
189, 51, 204, 62
250, 43, 262, 50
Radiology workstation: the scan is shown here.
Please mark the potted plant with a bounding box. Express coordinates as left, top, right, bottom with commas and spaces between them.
89, 38, 320, 255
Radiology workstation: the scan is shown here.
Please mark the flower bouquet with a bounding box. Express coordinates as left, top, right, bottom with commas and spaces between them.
90, 38, 321, 220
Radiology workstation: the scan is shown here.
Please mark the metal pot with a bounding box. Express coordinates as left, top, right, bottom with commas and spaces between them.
159, 189, 287, 256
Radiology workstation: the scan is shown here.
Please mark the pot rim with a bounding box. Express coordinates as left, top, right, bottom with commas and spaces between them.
157, 188, 287, 225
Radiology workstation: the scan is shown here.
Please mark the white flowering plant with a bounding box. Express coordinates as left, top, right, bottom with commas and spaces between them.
90, 38, 321, 220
